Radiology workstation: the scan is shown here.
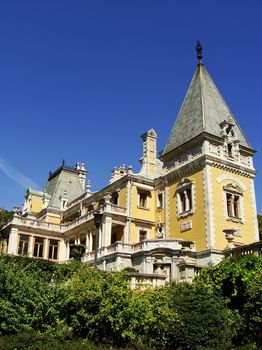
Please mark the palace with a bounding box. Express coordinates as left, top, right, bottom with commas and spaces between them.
1, 44, 259, 285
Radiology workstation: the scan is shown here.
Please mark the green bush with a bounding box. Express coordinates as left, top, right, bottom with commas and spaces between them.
167, 282, 238, 350
0, 254, 260, 349
70, 244, 86, 260
195, 254, 262, 346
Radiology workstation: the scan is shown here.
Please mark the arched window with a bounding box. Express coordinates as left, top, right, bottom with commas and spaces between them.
176, 179, 194, 218
224, 184, 243, 220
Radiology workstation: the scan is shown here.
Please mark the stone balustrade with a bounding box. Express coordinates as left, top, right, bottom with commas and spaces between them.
83, 239, 188, 262
10, 215, 63, 232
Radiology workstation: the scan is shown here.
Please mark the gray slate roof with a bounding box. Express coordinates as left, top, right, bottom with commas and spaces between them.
44, 167, 83, 209
162, 64, 252, 156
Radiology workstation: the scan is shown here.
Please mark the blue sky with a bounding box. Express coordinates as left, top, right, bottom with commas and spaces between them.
0, 0, 261, 212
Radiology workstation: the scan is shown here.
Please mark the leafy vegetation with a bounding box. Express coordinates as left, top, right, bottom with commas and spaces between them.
69, 244, 86, 260
0, 208, 13, 229
258, 214, 262, 240
196, 254, 262, 346
0, 254, 261, 349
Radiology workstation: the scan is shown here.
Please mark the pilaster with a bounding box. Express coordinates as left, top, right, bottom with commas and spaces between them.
203, 164, 216, 249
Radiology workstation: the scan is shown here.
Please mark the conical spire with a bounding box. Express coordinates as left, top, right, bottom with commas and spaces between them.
162, 49, 252, 157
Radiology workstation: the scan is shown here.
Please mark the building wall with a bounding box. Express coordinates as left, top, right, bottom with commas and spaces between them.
168, 170, 206, 250
211, 166, 258, 250
118, 187, 127, 207
31, 196, 43, 213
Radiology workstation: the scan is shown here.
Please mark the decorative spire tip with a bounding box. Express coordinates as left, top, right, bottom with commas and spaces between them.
196, 40, 203, 64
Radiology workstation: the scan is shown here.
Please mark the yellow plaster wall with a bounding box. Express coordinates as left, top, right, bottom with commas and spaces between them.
46, 215, 61, 224
129, 222, 154, 244
168, 170, 206, 251
31, 196, 43, 213
211, 167, 257, 250
118, 187, 126, 207
131, 186, 155, 222
129, 185, 156, 244
149, 139, 156, 175
129, 222, 137, 244
155, 190, 165, 225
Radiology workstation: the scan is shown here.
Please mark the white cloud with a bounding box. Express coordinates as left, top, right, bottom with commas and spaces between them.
0, 158, 39, 190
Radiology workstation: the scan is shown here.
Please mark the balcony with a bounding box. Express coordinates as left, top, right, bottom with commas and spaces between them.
8, 215, 63, 233
64, 203, 127, 231
83, 239, 189, 262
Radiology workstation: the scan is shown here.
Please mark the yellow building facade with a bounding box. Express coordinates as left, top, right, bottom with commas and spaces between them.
1, 45, 259, 283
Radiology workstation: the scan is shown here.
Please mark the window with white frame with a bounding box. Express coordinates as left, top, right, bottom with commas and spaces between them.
48, 239, 59, 260
33, 237, 44, 258
18, 234, 29, 255
224, 184, 243, 220
176, 179, 194, 218
137, 189, 150, 209
157, 191, 164, 209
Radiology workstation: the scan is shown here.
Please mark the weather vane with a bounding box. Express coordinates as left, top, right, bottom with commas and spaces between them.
196, 41, 203, 64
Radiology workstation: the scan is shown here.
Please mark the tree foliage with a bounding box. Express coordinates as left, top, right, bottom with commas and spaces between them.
196, 254, 262, 345
0, 208, 13, 230
257, 214, 262, 240
0, 254, 260, 349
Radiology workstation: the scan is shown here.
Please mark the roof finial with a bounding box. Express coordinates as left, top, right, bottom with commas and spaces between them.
196, 40, 203, 65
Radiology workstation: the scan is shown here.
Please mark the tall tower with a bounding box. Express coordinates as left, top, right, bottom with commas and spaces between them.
160, 42, 258, 253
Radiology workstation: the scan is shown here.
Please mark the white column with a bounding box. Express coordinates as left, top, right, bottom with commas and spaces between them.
98, 227, 102, 248
28, 236, 34, 257
85, 233, 89, 252
7, 227, 18, 255
89, 232, 93, 251
59, 239, 68, 261
203, 165, 216, 249
43, 239, 49, 259
102, 216, 112, 247
66, 241, 70, 259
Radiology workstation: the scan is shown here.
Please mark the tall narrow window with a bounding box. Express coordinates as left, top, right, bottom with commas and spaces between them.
224, 184, 243, 220
138, 190, 150, 209
157, 192, 164, 208
48, 239, 59, 260
176, 179, 194, 218
33, 237, 44, 258
18, 234, 29, 255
